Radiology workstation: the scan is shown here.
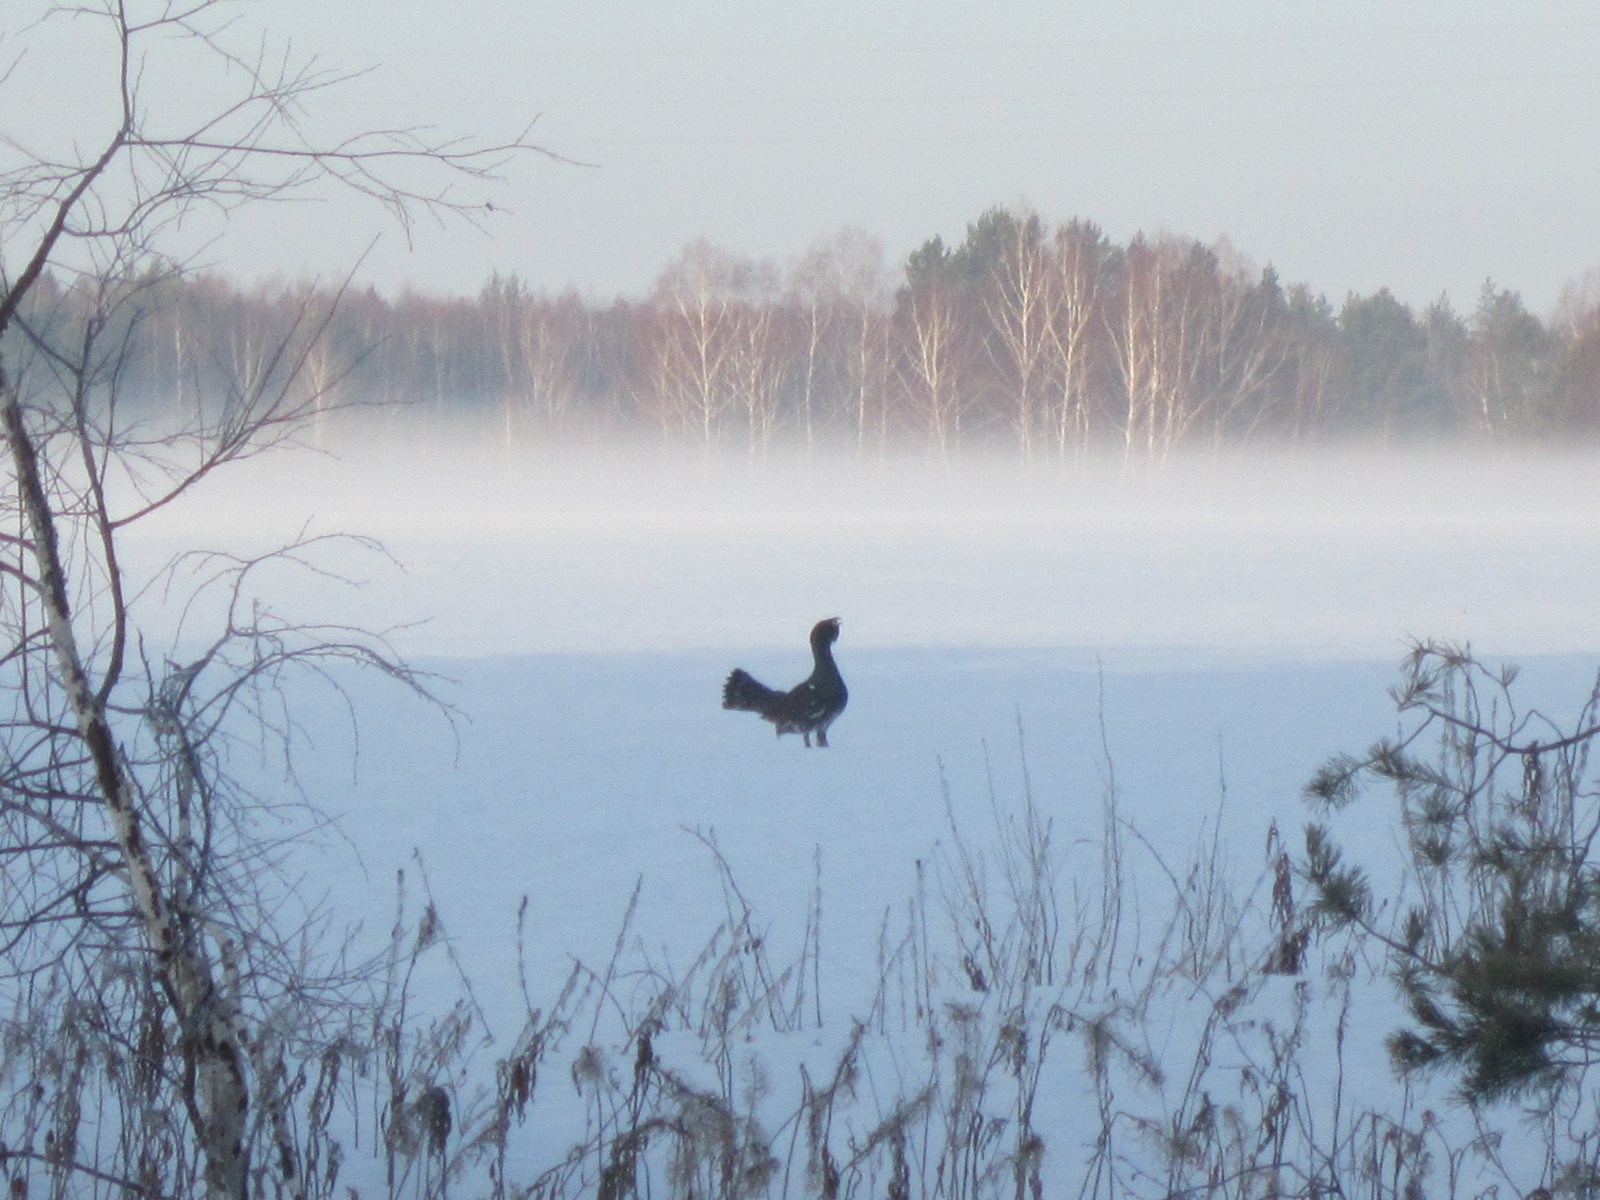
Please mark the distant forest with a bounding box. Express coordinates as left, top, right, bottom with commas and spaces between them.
16, 206, 1600, 455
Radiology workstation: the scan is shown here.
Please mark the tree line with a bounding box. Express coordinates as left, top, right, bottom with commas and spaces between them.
18, 206, 1600, 455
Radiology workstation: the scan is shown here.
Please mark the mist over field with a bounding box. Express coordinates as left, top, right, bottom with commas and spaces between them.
124, 431, 1600, 662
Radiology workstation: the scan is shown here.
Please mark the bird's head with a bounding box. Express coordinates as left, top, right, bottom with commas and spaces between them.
811, 617, 842, 648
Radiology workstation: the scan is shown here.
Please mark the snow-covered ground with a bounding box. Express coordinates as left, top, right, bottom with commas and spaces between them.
121, 436, 1600, 1191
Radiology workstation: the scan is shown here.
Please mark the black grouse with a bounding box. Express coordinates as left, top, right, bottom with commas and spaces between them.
722, 618, 848, 747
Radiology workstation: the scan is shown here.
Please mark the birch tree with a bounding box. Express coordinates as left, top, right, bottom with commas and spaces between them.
787, 228, 891, 450
896, 237, 976, 458
980, 209, 1057, 458
1461, 282, 1553, 436
1045, 220, 1109, 457
1109, 235, 1165, 456
641, 240, 771, 443
0, 2, 550, 1195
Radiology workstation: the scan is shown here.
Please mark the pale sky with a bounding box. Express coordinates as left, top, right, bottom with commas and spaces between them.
12, 0, 1600, 313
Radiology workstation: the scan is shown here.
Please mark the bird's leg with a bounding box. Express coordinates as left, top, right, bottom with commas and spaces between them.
802, 732, 812, 748
816, 730, 828, 748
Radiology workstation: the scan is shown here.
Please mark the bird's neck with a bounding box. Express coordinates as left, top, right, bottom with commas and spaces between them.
812, 641, 839, 678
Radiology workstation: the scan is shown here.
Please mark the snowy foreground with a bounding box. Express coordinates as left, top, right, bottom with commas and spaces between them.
124, 440, 1600, 1194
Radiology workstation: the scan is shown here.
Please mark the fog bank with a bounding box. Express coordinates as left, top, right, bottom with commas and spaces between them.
122, 437, 1600, 662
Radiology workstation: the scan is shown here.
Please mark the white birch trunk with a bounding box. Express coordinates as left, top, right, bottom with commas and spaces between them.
2, 385, 253, 1200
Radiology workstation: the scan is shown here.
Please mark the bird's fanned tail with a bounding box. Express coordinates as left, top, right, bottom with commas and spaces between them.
722, 668, 783, 716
